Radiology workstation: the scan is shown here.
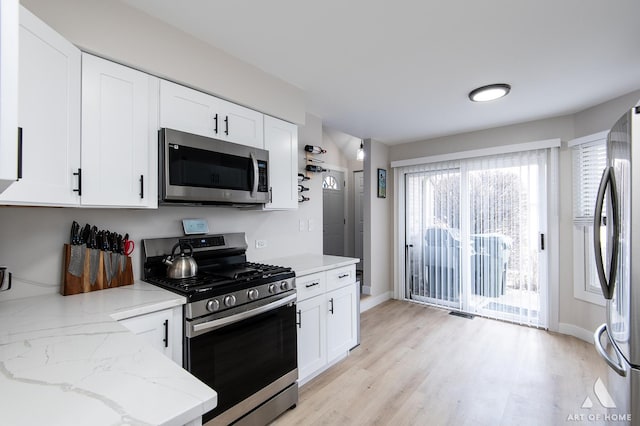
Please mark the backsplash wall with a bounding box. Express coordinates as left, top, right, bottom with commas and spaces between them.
0, 200, 322, 300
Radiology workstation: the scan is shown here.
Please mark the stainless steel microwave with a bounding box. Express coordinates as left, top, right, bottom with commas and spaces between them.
159, 128, 270, 205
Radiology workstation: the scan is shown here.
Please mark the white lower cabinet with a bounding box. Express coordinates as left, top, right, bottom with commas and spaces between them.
119, 306, 183, 366
326, 284, 358, 362
296, 263, 358, 385
297, 295, 327, 380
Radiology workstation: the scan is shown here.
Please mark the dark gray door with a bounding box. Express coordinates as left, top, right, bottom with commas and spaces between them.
323, 169, 345, 256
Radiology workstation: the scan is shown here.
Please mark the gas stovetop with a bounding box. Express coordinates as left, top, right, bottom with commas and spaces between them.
141, 234, 295, 304
145, 262, 295, 301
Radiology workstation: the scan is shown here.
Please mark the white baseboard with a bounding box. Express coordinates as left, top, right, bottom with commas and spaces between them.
361, 291, 392, 312
558, 322, 594, 344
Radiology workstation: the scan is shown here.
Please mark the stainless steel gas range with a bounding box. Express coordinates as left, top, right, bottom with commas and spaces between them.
142, 233, 297, 425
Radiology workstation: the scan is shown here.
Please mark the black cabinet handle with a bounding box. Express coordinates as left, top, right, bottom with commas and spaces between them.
305, 281, 320, 288
296, 310, 302, 328
17, 127, 23, 180
214, 114, 218, 134
329, 298, 334, 314
224, 116, 229, 136
338, 273, 350, 279
139, 175, 144, 199
163, 319, 168, 348
73, 168, 82, 196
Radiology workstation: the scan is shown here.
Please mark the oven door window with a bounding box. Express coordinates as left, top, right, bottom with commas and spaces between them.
169, 144, 252, 191
186, 304, 297, 420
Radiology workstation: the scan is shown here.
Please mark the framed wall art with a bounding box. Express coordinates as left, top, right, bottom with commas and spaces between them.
377, 168, 386, 198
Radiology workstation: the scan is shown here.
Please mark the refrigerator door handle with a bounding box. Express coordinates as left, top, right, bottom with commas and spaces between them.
593, 166, 620, 300
594, 323, 627, 377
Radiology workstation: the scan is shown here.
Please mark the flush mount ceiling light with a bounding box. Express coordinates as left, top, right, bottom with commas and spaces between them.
468, 83, 511, 102
356, 141, 364, 160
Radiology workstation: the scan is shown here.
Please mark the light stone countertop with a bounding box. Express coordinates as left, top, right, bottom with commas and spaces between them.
265, 254, 360, 277
0, 282, 217, 426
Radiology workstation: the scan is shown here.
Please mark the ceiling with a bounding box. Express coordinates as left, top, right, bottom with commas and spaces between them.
122, 0, 640, 145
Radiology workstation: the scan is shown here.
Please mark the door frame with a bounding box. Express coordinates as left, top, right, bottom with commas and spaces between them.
392, 140, 560, 332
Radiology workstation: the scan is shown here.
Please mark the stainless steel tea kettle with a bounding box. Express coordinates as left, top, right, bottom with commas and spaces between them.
163, 242, 198, 279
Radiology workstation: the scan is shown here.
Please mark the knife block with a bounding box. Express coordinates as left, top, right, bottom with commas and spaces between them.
62, 245, 133, 296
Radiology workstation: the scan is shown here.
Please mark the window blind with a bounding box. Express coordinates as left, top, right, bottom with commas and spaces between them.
572, 139, 607, 224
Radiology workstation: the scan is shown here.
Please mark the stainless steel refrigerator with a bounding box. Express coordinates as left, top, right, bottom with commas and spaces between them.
593, 102, 640, 424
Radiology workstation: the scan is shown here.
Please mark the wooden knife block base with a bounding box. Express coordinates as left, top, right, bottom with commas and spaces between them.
61, 244, 134, 296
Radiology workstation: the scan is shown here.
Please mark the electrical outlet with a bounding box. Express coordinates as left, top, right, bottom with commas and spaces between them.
308, 219, 314, 232
255, 239, 267, 249
299, 220, 306, 232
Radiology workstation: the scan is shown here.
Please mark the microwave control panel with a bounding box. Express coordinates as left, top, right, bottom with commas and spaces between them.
258, 160, 268, 192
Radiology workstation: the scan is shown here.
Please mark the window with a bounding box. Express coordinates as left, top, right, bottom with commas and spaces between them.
322, 175, 339, 190
570, 131, 608, 306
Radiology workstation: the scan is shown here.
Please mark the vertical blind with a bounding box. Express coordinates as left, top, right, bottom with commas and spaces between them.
403, 149, 548, 328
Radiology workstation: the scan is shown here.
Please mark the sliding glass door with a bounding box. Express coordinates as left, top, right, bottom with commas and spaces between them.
404, 150, 548, 327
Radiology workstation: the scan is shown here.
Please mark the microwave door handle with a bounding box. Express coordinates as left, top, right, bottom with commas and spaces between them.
250, 152, 258, 197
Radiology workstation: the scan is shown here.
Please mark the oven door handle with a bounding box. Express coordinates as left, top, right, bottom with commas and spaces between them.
192, 293, 297, 334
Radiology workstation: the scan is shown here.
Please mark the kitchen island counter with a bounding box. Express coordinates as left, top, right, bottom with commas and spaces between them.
0, 282, 216, 426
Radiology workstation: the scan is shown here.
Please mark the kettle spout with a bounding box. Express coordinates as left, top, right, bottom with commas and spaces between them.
162, 257, 173, 266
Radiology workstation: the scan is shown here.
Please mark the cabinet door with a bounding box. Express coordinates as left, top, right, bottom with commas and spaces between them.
81, 54, 158, 207
326, 283, 358, 363
119, 307, 182, 364
297, 296, 327, 383
0, 6, 81, 206
0, 0, 19, 193
221, 100, 264, 148
263, 116, 298, 210
159, 80, 222, 139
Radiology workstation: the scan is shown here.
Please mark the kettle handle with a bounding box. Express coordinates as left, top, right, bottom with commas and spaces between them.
171, 242, 194, 258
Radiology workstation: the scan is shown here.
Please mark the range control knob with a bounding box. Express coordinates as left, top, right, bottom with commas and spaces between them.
223, 295, 237, 307
206, 299, 220, 312
268, 284, 277, 294
247, 289, 259, 300
280, 281, 289, 291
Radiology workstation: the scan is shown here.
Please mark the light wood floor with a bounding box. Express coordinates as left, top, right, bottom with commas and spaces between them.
273, 300, 608, 426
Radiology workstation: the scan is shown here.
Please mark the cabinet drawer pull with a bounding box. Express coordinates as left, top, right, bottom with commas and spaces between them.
338, 273, 350, 279
329, 297, 334, 314
17, 127, 23, 180
214, 113, 218, 134
296, 310, 302, 328
73, 168, 82, 196
139, 175, 144, 199
224, 116, 229, 136
163, 319, 168, 348
305, 281, 320, 288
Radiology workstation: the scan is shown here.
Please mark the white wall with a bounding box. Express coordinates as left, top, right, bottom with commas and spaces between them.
388, 90, 640, 337
363, 139, 393, 298
0, 112, 324, 301
20, 0, 305, 125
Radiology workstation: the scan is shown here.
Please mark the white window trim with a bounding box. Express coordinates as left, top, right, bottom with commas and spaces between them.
572, 224, 606, 306
390, 138, 561, 168
569, 131, 607, 307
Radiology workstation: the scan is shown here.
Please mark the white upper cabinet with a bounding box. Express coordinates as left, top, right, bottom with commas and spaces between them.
223, 100, 264, 148
159, 80, 264, 148
263, 116, 298, 210
0, 0, 19, 193
81, 53, 158, 208
0, 6, 81, 206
